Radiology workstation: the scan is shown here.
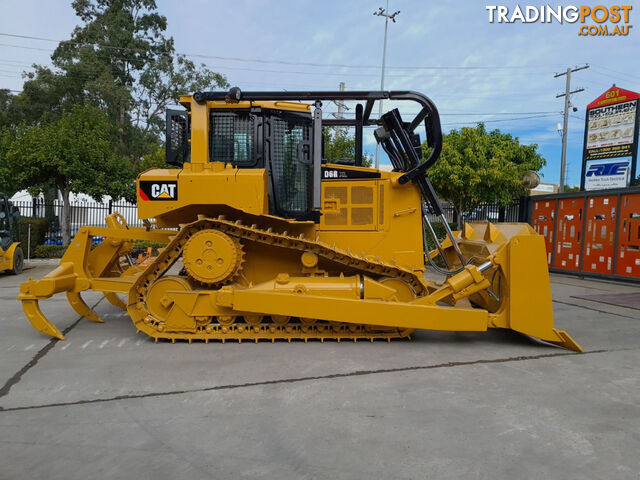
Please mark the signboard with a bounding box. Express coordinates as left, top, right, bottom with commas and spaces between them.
581, 85, 640, 191
584, 157, 631, 191
585, 99, 636, 160
533, 183, 555, 193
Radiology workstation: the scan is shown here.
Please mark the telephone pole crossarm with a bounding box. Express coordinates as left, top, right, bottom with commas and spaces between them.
557, 88, 585, 98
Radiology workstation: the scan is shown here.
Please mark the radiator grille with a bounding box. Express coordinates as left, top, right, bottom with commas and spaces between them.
352, 186, 373, 204
324, 208, 349, 225
352, 207, 373, 225
325, 186, 348, 203
379, 185, 385, 224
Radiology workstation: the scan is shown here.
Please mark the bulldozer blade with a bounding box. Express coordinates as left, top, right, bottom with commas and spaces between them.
443, 222, 582, 353
104, 292, 127, 310
66, 292, 104, 323
22, 299, 66, 340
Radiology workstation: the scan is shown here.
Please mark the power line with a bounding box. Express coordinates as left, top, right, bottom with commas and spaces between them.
341, 110, 559, 116
0, 68, 555, 99
0, 32, 563, 71
0, 59, 555, 79
358, 113, 560, 128
441, 113, 558, 126
0, 43, 52, 53
591, 65, 640, 82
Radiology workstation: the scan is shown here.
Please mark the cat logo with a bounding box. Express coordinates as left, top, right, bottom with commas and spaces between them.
139, 181, 178, 201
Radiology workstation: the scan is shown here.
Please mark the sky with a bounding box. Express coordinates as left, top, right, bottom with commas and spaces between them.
0, 0, 639, 187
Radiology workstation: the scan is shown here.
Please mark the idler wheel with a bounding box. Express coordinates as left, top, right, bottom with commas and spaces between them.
146, 276, 192, 322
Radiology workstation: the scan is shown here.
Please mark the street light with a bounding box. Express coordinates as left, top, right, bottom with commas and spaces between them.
373, 2, 400, 169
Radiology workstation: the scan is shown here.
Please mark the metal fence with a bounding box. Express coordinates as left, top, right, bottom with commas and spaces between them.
13, 198, 141, 245
14, 197, 528, 246
428, 199, 527, 225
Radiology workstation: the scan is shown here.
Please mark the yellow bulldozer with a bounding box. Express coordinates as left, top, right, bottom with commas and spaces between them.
1, 193, 23, 275
18, 88, 581, 352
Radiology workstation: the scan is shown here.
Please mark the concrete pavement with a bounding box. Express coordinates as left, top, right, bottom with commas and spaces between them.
0, 264, 638, 479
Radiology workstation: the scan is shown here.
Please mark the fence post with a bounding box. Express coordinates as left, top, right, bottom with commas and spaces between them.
518, 197, 530, 223
32, 198, 36, 217
498, 206, 506, 223
108, 199, 113, 215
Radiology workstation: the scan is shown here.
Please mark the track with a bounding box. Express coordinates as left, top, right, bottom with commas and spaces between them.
127, 215, 429, 343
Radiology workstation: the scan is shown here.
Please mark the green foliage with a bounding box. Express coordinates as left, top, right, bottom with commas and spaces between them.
1, 0, 228, 202
7, 103, 129, 200
563, 185, 581, 193
133, 240, 166, 255
47, 0, 227, 169
425, 123, 545, 225
33, 244, 68, 258
0, 128, 15, 195
6, 103, 130, 244
0, 89, 13, 129
324, 128, 373, 167
17, 217, 50, 254
425, 221, 457, 251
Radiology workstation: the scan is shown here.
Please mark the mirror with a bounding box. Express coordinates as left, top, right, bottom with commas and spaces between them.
521, 170, 541, 189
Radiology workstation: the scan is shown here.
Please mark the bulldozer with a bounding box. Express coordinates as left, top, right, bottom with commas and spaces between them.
18, 88, 581, 352
1, 193, 23, 275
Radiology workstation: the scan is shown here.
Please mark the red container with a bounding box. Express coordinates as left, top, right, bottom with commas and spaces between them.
616, 193, 640, 278
582, 195, 618, 274
532, 199, 556, 266
553, 197, 586, 271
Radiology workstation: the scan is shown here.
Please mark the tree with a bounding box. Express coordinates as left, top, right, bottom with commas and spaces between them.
324, 128, 373, 167
49, 0, 227, 161
7, 0, 227, 200
0, 128, 14, 196
0, 89, 13, 129
425, 123, 545, 227
6, 103, 130, 245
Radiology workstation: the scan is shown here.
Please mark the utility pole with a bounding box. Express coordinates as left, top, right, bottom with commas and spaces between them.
555, 64, 588, 192
337, 81, 345, 121
374, 2, 400, 169
336, 81, 345, 135
331, 82, 349, 135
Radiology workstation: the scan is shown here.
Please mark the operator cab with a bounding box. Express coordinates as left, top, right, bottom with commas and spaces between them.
166, 88, 443, 220
0, 195, 20, 250
167, 99, 315, 219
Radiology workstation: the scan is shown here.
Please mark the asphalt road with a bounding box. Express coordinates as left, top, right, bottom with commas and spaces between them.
0, 263, 639, 479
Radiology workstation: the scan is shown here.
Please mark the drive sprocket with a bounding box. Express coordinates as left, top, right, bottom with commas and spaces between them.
182, 229, 243, 284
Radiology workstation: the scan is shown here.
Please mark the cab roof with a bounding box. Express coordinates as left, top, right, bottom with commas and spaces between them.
179, 95, 311, 113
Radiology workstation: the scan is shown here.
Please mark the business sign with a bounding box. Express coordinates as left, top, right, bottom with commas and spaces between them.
581, 86, 639, 190
584, 157, 631, 190
585, 98, 636, 160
